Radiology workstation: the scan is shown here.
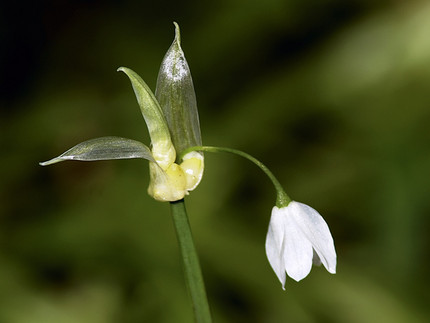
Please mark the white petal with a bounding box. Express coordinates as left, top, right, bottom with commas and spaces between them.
289, 201, 337, 274
281, 206, 314, 282
265, 207, 287, 288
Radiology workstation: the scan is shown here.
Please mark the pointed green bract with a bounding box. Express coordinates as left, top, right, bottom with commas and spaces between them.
39, 136, 154, 166
118, 67, 176, 169
155, 22, 202, 155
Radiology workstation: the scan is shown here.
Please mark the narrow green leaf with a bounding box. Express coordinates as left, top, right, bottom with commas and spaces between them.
39, 136, 154, 166
117, 67, 172, 148
155, 22, 202, 155
170, 200, 212, 322
118, 66, 176, 168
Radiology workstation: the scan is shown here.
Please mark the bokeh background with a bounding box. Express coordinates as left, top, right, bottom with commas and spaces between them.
1, 0, 430, 322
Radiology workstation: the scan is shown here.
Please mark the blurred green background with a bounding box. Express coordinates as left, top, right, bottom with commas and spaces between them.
1, 0, 430, 322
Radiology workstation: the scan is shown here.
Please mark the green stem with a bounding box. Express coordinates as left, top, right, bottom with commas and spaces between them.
170, 199, 212, 323
180, 146, 291, 207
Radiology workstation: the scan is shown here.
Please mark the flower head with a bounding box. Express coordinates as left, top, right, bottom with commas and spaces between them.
265, 201, 336, 290
40, 23, 204, 202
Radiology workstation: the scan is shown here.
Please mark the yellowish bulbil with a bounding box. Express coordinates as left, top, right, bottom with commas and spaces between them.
148, 161, 187, 202
147, 151, 204, 202
151, 140, 176, 170
180, 151, 204, 191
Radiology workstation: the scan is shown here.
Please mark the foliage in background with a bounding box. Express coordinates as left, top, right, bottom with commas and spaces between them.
1, 0, 429, 322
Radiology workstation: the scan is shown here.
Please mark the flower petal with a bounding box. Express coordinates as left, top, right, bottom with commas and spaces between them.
265, 207, 287, 289
289, 201, 337, 274
282, 206, 314, 282
39, 136, 154, 166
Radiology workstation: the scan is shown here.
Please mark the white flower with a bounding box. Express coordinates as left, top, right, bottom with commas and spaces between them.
265, 201, 337, 289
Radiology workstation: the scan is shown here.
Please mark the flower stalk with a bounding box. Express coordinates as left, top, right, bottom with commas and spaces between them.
170, 199, 212, 323
179, 145, 291, 207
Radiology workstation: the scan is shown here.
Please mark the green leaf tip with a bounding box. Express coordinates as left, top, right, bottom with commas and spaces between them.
39, 159, 62, 166
173, 22, 181, 46
116, 66, 161, 116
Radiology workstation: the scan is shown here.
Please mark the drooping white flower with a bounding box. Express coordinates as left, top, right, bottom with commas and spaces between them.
265, 201, 337, 289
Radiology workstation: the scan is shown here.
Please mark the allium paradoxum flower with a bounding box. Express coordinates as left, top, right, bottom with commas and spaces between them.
177, 146, 337, 289
265, 201, 337, 290
40, 23, 337, 294
40, 23, 204, 202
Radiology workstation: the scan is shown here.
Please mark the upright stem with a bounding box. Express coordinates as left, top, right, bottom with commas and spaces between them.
170, 199, 212, 323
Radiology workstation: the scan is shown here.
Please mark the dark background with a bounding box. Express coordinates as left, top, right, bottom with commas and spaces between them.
1, 0, 429, 322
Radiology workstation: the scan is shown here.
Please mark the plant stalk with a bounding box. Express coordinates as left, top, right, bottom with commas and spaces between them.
170, 199, 212, 323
